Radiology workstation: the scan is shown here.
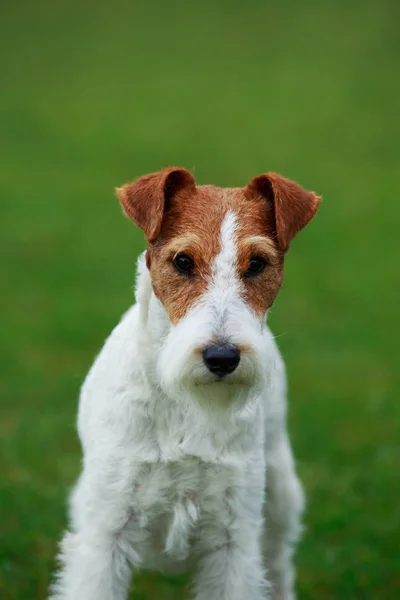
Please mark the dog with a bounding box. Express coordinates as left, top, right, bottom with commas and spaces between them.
49, 167, 321, 600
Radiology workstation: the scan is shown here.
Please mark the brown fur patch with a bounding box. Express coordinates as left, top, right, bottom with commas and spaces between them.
147, 186, 283, 322
247, 173, 321, 252
116, 168, 196, 242
236, 228, 284, 317
148, 186, 228, 323
118, 169, 320, 324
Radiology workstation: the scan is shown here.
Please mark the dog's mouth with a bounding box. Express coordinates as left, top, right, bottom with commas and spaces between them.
193, 375, 250, 387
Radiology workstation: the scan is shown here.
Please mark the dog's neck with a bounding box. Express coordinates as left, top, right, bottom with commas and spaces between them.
135, 251, 171, 344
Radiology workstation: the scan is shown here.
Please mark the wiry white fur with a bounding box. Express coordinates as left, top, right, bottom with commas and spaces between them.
50, 211, 305, 600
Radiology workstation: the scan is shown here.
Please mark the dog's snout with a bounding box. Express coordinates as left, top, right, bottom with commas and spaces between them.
202, 345, 241, 377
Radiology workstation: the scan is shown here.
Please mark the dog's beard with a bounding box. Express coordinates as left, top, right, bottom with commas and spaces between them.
159, 364, 261, 414
185, 379, 261, 414
157, 309, 266, 413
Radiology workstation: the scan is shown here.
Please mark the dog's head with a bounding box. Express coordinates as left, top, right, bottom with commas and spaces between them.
117, 168, 320, 409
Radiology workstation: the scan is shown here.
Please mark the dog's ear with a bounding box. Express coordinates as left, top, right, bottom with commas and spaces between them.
247, 173, 321, 252
116, 167, 196, 242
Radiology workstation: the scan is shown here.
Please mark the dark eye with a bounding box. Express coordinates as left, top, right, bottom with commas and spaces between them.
244, 256, 267, 277
173, 253, 195, 275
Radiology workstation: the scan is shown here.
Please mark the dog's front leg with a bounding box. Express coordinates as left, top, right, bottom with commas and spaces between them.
49, 528, 136, 600
262, 430, 305, 600
49, 454, 144, 600
192, 521, 267, 600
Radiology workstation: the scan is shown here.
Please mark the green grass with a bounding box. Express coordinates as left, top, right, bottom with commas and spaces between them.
1, 0, 399, 598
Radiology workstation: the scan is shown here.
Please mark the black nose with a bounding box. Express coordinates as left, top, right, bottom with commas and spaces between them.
202, 345, 241, 377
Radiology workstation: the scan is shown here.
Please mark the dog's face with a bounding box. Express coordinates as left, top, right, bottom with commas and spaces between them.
117, 168, 320, 409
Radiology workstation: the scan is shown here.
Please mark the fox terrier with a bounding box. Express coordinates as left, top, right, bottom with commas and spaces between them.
50, 167, 321, 600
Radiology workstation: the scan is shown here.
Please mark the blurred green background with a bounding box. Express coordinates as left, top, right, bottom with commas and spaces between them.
1, 0, 399, 598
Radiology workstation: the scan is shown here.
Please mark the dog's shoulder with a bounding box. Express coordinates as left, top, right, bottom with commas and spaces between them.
83, 304, 141, 390
77, 304, 152, 443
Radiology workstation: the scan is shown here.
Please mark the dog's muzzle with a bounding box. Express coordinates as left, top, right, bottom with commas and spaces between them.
202, 344, 241, 377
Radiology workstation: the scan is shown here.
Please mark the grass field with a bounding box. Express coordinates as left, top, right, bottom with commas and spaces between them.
1, 1, 399, 598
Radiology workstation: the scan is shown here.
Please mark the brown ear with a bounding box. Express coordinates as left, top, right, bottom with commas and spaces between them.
116, 167, 196, 242
247, 173, 321, 252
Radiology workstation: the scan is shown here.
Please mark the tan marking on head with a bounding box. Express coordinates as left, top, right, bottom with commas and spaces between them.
239, 236, 279, 263
160, 234, 205, 280
165, 234, 202, 257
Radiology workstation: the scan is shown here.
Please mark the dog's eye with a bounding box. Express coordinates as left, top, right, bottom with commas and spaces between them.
244, 256, 267, 277
173, 253, 195, 275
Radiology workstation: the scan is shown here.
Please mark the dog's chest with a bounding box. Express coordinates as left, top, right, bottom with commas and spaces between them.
130, 456, 238, 567
125, 391, 264, 566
